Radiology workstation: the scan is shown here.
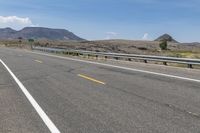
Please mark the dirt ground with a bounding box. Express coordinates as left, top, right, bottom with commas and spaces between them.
1, 39, 200, 58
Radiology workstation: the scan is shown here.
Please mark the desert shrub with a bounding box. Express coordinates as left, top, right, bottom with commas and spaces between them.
138, 47, 148, 50
18, 37, 23, 43
35, 42, 41, 46
159, 40, 168, 50
28, 39, 34, 43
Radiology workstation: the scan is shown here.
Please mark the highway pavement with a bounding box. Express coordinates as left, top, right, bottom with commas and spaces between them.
0, 47, 200, 133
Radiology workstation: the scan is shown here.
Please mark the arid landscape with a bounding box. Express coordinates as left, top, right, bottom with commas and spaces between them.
1, 39, 200, 59
0, 27, 200, 59
1, 1, 200, 132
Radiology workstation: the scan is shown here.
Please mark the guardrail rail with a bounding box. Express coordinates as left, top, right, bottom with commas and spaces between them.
33, 46, 200, 69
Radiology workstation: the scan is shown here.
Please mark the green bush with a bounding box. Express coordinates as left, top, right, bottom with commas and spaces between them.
28, 39, 34, 43
159, 40, 168, 50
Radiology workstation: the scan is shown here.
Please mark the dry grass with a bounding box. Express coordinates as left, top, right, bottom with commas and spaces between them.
1, 39, 200, 59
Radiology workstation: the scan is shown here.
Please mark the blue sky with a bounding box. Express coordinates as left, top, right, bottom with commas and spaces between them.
0, 0, 200, 42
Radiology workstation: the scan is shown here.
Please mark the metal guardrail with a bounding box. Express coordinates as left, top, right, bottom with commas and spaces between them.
33, 46, 200, 68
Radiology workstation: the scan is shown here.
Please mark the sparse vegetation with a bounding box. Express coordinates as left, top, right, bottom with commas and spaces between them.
0, 39, 200, 59
18, 37, 23, 43
159, 40, 168, 50
138, 47, 148, 50
28, 39, 34, 43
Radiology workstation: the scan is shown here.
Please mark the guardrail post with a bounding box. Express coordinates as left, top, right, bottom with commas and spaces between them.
188, 64, 193, 69
144, 60, 147, 63
96, 55, 98, 60
105, 56, 108, 60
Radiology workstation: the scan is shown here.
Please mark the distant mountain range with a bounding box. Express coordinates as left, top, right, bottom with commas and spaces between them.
0, 27, 199, 45
0, 27, 84, 41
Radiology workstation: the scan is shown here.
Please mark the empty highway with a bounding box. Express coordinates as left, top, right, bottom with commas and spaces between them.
0, 47, 200, 133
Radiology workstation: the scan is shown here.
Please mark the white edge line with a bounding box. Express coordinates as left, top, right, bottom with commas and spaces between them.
28, 51, 200, 83
0, 59, 60, 133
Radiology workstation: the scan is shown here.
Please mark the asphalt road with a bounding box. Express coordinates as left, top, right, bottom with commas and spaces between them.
0, 47, 200, 133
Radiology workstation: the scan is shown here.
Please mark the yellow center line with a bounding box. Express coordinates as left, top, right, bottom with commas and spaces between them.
34, 60, 43, 63
78, 74, 106, 85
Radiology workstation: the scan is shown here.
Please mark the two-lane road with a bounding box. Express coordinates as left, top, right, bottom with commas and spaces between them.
0, 47, 200, 133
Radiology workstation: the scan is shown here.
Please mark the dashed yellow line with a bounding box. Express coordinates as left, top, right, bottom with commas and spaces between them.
78, 74, 106, 85
34, 60, 43, 63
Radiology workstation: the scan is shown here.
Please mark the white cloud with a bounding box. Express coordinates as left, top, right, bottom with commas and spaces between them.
106, 32, 118, 36
142, 33, 149, 40
105, 32, 119, 39
30, 24, 39, 27
0, 16, 38, 29
0, 16, 32, 25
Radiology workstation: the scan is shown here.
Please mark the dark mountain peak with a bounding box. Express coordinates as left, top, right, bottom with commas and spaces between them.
21, 27, 70, 32
19, 27, 68, 34
0, 27, 84, 41
155, 34, 178, 43
0, 27, 16, 32
21, 27, 59, 30
160, 33, 171, 37
0, 27, 17, 39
